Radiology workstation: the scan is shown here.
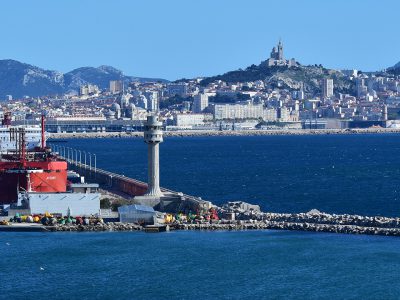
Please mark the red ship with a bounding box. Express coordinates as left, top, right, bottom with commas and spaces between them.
0, 115, 67, 205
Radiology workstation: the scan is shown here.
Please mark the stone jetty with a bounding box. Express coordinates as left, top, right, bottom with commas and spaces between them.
7, 210, 399, 236
174, 219, 400, 236
5, 201, 400, 236
168, 205, 400, 236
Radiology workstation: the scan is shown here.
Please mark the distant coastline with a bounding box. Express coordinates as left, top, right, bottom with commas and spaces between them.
48, 128, 400, 139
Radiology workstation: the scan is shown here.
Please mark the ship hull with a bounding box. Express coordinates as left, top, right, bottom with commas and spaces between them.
0, 161, 67, 205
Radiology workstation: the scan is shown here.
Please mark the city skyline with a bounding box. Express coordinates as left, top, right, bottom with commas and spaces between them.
0, 0, 399, 80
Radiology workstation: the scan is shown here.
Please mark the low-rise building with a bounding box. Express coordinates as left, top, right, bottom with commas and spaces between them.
174, 113, 205, 126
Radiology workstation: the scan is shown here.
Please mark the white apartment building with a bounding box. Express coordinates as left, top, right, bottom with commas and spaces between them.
322, 78, 334, 98
193, 93, 209, 113
213, 103, 264, 120
174, 114, 205, 126
110, 80, 123, 94
80, 84, 99, 96
263, 108, 278, 121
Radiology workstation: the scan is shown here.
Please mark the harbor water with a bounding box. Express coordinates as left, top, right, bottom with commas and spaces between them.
2, 134, 400, 299
1, 231, 400, 299
65, 134, 400, 216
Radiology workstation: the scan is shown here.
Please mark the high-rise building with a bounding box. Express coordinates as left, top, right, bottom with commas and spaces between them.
110, 80, 123, 94
322, 78, 334, 99
145, 91, 159, 112
193, 93, 209, 113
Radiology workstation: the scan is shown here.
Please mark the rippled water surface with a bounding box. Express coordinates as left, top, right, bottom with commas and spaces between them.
2, 134, 400, 299
64, 134, 400, 216
1, 230, 400, 299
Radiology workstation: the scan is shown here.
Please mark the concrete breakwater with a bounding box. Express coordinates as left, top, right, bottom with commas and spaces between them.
49, 128, 400, 140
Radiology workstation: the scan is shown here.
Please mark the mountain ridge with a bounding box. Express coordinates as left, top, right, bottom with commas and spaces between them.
0, 58, 398, 99
0, 59, 168, 98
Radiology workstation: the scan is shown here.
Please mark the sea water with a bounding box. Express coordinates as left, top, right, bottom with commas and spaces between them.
2, 134, 400, 299
64, 134, 400, 216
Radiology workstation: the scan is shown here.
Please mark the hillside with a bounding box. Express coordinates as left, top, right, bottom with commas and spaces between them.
388, 61, 400, 75
0, 60, 65, 98
200, 63, 355, 96
0, 59, 167, 98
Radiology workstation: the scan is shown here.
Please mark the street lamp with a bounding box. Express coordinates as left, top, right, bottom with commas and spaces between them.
66, 147, 70, 162
94, 153, 96, 178
89, 152, 92, 173
78, 150, 82, 166
68, 147, 72, 163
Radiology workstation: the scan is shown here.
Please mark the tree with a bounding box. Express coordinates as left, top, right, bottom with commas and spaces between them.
100, 198, 112, 209
160, 95, 192, 109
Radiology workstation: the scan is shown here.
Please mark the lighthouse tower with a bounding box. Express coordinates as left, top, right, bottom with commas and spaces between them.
143, 114, 164, 197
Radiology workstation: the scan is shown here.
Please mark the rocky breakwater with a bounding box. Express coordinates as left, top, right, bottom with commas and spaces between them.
173, 219, 400, 236
47, 222, 143, 232
173, 202, 400, 237
262, 209, 400, 228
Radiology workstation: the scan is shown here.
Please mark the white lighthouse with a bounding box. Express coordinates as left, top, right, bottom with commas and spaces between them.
143, 114, 164, 197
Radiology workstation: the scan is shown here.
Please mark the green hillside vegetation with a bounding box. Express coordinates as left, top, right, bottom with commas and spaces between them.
200, 63, 355, 96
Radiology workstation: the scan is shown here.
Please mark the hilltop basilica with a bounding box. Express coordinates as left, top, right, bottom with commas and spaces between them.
262, 40, 297, 67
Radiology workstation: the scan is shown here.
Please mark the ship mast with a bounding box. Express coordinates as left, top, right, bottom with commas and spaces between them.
41, 114, 46, 149
19, 128, 27, 167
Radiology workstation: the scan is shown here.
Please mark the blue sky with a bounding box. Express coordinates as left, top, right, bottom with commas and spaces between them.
0, 0, 399, 80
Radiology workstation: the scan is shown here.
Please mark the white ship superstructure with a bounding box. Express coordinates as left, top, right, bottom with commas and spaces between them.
0, 125, 42, 153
